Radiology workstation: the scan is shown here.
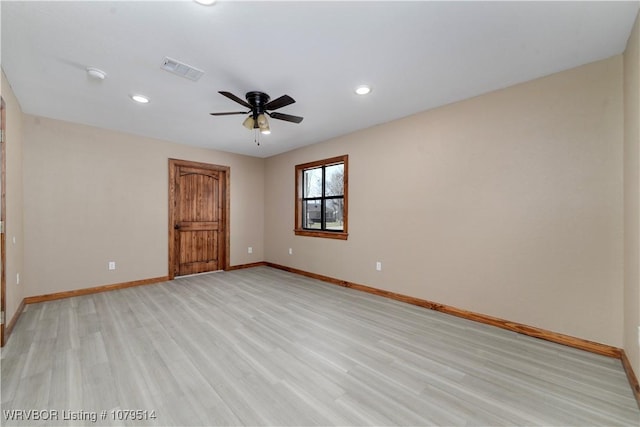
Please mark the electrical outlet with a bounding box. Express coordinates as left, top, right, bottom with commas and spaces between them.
108, 261, 116, 270
376, 261, 382, 271
638, 326, 640, 346
289, 248, 293, 255
16, 273, 19, 285
248, 247, 253, 254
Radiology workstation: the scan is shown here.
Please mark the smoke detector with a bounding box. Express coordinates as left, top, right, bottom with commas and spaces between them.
86, 67, 106, 80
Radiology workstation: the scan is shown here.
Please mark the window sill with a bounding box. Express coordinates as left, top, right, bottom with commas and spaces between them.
294, 229, 348, 240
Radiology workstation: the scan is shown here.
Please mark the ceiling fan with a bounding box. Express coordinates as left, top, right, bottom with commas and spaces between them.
210, 91, 304, 135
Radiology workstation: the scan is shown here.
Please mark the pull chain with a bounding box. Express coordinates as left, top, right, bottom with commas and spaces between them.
254, 129, 260, 146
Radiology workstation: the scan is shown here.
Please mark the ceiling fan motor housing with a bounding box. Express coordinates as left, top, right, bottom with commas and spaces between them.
246, 91, 270, 117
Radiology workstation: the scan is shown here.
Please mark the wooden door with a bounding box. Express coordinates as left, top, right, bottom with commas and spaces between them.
169, 159, 229, 278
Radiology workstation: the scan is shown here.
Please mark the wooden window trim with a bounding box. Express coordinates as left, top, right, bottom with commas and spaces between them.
295, 155, 348, 240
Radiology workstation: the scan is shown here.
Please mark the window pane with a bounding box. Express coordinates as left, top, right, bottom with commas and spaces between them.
295, 155, 347, 239
325, 163, 344, 196
303, 168, 322, 198
302, 199, 322, 229
325, 198, 344, 231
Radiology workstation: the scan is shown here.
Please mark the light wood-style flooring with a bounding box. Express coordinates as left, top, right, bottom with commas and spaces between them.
2, 266, 639, 426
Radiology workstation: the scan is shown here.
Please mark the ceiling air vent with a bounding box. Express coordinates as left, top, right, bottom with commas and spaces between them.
160, 57, 204, 81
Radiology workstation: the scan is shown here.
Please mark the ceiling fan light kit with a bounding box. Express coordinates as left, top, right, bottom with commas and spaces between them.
257, 114, 270, 134
210, 90, 303, 142
242, 116, 254, 130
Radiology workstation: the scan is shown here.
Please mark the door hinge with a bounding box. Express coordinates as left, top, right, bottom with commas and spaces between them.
0, 220, 3, 233
1, 311, 5, 325
0, 129, 4, 143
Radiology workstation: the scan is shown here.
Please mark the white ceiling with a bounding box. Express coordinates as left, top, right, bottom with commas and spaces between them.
2, 1, 638, 158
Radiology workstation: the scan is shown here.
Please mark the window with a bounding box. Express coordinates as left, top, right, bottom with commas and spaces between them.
295, 155, 348, 240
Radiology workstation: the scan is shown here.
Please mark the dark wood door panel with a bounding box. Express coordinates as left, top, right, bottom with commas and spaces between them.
169, 159, 229, 278
177, 170, 220, 222
176, 169, 220, 275
178, 230, 219, 276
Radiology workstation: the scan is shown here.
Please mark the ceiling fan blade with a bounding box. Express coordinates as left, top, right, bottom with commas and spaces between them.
268, 112, 304, 124
264, 95, 295, 111
210, 111, 249, 116
219, 91, 252, 109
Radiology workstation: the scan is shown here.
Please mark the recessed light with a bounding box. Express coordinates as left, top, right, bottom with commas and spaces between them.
355, 85, 372, 95
130, 94, 150, 104
194, 0, 216, 5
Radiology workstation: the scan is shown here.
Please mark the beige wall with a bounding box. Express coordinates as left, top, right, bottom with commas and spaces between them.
624, 11, 640, 378
1, 70, 25, 327
265, 57, 624, 347
22, 116, 264, 297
